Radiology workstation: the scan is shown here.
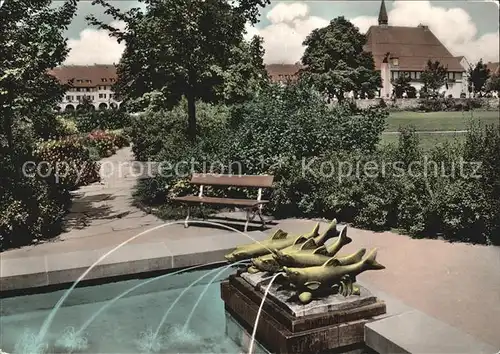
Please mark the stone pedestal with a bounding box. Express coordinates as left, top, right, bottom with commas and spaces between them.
221, 273, 386, 354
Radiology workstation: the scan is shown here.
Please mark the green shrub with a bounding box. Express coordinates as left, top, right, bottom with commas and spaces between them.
463, 122, 500, 244
86, 130, 117, 158
55, 116, 79, 137
228, 83, 387, 174
0, 174, 70, 250
0, 133, 72, 250
130, 100, 231, 162
417, 97, 487, 112
110, 131, 130, 149
71, 110, 131, 133
34, 137, 100, 190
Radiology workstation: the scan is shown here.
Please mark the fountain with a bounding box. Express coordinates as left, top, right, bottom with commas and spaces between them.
222, 220, 387, 353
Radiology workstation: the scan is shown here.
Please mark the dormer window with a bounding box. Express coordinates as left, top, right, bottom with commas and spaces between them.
392, 58, 399, 66
101, 78, 108, 82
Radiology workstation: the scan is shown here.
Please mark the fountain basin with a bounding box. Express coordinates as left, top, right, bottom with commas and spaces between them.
221, 273, 386, 353
0, 267, 259, 354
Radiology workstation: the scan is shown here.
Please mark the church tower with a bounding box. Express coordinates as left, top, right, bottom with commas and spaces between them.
378, 0, 388, 26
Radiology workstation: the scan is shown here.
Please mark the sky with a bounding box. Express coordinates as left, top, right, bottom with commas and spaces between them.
62, 0, 500, 66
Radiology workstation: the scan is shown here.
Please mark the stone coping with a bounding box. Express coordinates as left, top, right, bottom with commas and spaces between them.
362, 284, 498, 354
365, 309, 498, 354
0, 230, 268, 292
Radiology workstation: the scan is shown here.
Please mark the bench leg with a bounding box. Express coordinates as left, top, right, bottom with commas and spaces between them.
244, 209, 251, 233
184, 206, 191, 228
257, 208, 266, 229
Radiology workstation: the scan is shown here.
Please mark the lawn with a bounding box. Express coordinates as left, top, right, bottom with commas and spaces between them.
380, 132, 466, 150
386, 110, 499, 132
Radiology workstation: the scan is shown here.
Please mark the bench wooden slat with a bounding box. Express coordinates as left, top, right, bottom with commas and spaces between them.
172, 195, 269, 207
190, 174, 274, 188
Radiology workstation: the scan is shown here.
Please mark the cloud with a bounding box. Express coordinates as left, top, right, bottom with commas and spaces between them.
266, 2, 309, 24
65, 20, 126, 65
250, 2, 328, 63
256, 1, 499, 65
350, 16, 378, 34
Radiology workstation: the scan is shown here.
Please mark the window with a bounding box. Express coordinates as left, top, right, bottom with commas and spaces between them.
101, 78, 108, 82
65, 96, 70, 101
76, 95, 81, 101
416, 71, 422, 80
391, 71, 400, 80
456, 72, 463, 80
76, 88, 81, 92
392, 58, 399, 66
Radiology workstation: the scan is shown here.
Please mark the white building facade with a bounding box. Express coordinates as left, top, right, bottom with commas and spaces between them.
365, 0, 467, 98
49, 65, 122, 112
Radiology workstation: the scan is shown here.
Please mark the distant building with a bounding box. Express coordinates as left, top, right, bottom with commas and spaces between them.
49, 65, 122, 112
364, 0, 467, 98
265, 64, 302, 84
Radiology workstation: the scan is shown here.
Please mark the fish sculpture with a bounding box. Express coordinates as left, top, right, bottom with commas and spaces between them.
225, 224, 320, 263
253, 222, 351, 273
271, 225, 357, 268
245, 223, 321, 273
282, 248, 385, 304
325, 225, 352, 257
251, 220, 339, 273
273, 246, 366, 268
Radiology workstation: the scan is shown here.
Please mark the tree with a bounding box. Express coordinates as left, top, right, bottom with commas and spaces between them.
300, 17, 382, 103
0, 0, 78, 149
468, 59, 491, 95
214, 35, 269, 104
420, 60, 448, 96
391, 74, 415, 98
485, 73, 500, 93
89, 0, 270, 140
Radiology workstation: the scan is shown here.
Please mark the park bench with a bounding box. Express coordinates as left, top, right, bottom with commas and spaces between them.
172, 173, 274, 232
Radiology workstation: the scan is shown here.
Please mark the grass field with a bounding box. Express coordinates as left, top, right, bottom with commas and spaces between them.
386, 110, 499, 132
380, 132, 466, 151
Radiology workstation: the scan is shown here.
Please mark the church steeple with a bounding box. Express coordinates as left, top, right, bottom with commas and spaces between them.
378, 0, 388, 26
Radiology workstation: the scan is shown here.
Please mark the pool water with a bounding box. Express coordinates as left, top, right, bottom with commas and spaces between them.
0, 266, 267, 353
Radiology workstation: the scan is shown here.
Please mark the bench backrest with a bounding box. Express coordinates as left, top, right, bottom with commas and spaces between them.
190, 174, 274, 188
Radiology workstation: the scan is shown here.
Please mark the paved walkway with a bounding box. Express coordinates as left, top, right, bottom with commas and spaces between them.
1, 148, 499, 349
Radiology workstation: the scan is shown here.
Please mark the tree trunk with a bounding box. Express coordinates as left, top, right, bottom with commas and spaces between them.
187, 92, 196, 141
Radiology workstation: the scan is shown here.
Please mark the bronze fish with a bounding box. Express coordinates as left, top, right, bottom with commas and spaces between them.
282, 248, 385, 303
225, 224, 320, 263
273, 247, 366, 268
251, 220, 338, 273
